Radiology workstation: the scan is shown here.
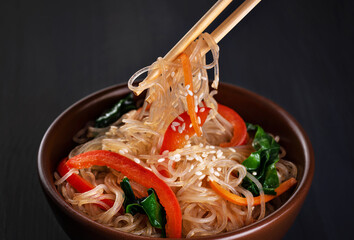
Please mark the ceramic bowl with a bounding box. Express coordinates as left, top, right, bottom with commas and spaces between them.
38, 82, 314, 240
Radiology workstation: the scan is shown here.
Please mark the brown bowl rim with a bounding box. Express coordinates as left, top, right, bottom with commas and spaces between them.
38, 82, 315, 239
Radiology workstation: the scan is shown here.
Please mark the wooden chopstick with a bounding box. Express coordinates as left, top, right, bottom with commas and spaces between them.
163, 0, 233, 63
136, 0, 261, 95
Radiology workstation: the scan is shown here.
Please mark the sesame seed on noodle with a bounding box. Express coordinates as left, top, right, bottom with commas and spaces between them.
172, 122, 180, 127
198, 174, 206, 180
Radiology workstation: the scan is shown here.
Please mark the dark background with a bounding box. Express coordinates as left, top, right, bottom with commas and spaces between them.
1, 0, 353, 239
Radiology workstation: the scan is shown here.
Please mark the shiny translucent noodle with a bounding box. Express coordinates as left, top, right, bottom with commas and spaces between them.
55, 33, 297, 238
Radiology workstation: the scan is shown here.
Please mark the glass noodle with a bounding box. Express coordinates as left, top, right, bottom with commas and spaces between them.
55, 33, 297, 238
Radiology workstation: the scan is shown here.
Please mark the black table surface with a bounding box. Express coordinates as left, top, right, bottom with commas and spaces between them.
1, 0, 353, 239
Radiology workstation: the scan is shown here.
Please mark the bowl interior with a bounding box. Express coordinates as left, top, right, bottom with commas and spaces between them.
38, 83, 314, 239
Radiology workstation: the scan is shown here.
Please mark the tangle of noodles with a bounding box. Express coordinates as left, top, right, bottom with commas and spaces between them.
55, 33, 297, 238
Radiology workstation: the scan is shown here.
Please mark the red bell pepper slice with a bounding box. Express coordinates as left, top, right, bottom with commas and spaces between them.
218, 103, 247, 147
160, 106, 211, 153
66, 150, 182, 238
57, 158, 114, 210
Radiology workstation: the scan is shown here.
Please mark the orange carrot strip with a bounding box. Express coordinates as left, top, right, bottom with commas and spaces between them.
178, 53, 202, 136
209, 178, 297, 206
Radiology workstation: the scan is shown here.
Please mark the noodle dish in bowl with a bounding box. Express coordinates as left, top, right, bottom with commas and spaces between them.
38, 1, 314, 239
52, 34, 301, 238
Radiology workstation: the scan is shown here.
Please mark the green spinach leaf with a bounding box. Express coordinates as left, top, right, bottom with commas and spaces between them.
242, 123, 280, 195
120, 177, 144, 215
95, 93, 136, 128
139, 189, 166, 229
120, 177, 166, 236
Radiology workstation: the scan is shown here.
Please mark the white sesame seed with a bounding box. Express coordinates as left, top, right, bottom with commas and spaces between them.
186, 155, 194, 160
119, 150, 125, 155
229, 148, 236, 153
171, 125, 176, 131
189, 123, 193, 128
171, 71, 175, 77
210, 150, 216, 154
201, 76, 207, 80
202, 152, 208, 158
198, 116, 201, 124
178, 125, 184, 133
134, 158, 141, 164
195, 155, 203, 162
212, 156, 216, 161
185, 135, 189, 140
200, 108, 205, 112
210, 146, 215, 149
199, 143, 204, 148
162, 150, 169, 155
191, 165, 195, 170
214, 171, 220, 177
195, 171, 202, 176
210, 168, 214, 173
198, 72, 201, 80
172, 121, 180, 127
187, 90, 193, 96
158, 158, 165, 163
198, 182, 202, 187
217, 150, 223, 158
169, 155, 175, 161
195, 105, 198, 113
198, 174, 206, 180
177, 116, 184, 122
217, 167, 222, 172
185, 84, 190, 90
173, 154, 181, 162
206, 145, 210, 149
